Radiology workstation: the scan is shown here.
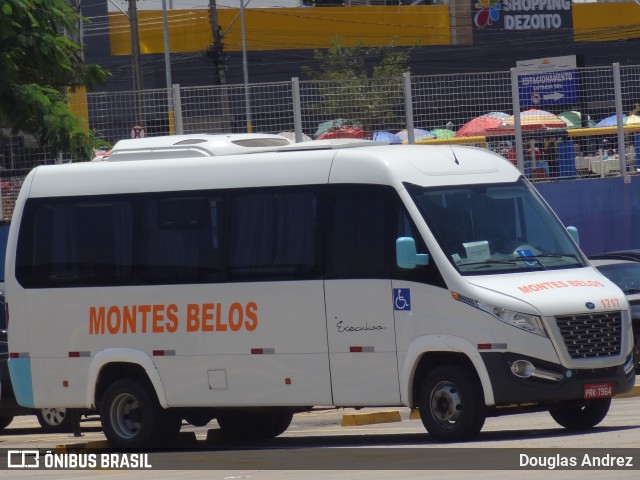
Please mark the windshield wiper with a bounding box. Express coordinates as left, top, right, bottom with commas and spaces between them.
459, 253, 580, 270
514, 253, 581, 265
459, 258, 543, 270
522, 253, 579, 260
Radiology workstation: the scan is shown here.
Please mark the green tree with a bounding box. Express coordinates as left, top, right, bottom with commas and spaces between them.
302, 37, 411, 134
0, 0, 109, 160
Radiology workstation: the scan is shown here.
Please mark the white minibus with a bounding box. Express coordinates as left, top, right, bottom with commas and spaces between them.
5, 136, 635, 448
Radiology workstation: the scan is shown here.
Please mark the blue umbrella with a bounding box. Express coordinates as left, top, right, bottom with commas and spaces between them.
395, 128, 435, 143
595, 114, 627, 128
372, 131, 401, 144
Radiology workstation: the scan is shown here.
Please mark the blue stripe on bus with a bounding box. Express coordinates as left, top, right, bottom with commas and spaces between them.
7, 358, 35, 408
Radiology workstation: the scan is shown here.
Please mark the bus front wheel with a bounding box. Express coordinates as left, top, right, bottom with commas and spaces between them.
418, 365, 486, 442
549, 398, 611, 430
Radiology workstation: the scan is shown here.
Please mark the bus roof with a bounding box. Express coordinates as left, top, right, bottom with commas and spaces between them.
24, 143, 521, 198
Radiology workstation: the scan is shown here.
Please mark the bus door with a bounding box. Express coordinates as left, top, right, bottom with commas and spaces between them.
324, 185, 401, 406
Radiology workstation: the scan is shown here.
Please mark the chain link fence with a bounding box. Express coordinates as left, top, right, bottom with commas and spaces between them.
2, 63, 640, 220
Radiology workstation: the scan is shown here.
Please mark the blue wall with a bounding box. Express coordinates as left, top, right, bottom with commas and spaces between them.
535, 177, 640, 256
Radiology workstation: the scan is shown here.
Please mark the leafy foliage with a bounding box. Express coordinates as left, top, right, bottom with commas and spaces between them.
0, 0, 109, 160
302, 38, 411, 133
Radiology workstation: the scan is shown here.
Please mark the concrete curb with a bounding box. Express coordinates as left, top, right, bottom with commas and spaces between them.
340, 410, 401, 427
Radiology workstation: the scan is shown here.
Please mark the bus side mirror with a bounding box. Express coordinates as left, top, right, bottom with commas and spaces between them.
567, 226, 579, 246
396, 237, 429, 269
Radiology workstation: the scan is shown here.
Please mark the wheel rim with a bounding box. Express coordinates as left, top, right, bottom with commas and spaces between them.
430, 380, 463, 429
42, 408, 66, 426
110, 392, 141, 440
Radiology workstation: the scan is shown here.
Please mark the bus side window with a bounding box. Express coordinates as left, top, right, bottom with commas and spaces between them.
328, 185, 394, 279
139, 195, 222, 283
227, 189, 319, 279
16, 199, 134, 287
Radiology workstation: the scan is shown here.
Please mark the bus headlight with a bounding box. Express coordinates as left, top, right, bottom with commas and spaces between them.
478, 304, 547, 337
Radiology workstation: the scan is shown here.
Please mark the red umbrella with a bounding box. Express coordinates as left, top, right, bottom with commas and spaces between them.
455, 116, 503, 137
317, 125, 366, 140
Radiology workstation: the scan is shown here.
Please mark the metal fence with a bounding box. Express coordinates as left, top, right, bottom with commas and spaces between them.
2, 63, 640, 220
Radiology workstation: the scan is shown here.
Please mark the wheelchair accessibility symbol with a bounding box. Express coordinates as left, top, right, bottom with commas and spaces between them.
393, 288, 411, 311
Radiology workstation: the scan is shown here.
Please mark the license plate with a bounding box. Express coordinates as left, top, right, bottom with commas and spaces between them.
583, 382, 613, 399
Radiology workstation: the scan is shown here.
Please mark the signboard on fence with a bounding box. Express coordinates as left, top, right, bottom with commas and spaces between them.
516, 55, 578, 108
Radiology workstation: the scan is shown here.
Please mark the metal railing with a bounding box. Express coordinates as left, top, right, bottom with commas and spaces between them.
2, 63, 640, 220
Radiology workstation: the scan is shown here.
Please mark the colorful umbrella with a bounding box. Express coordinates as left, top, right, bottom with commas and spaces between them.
317, 125, 366, 140
395, 129, 435, 143
503, 109, 567, 129
595, 114, 640, 127
558, 111, 595, 129
455, 116, 503, 137
372, 131, 401, 144
315, 119, 354, 138
480, 112, 509, 120
429, 128, 455, 139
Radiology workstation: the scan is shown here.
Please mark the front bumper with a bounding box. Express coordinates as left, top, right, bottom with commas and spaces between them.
481, 351, 636, 406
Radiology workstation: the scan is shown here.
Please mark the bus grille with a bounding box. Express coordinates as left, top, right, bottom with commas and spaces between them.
554, 312, 622, 359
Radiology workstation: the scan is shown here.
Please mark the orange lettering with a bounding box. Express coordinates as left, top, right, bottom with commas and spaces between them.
245, 302, 258, 331
214, 302, 227, 331
89, 306, 106, 334
123, 305, 137, 333
228, 303, 243, 331
138, 305, 151, 333
152, 304, 165, 333
202, 303, 215, 332
166, 304, 178, 333
107, 306, 121, 334
186, 304, 200, 332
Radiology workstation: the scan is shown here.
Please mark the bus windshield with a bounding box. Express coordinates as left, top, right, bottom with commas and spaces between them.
406, 179, 585, 274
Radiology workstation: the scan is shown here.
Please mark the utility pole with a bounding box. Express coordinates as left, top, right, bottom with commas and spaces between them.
239, 1, 252, 133
128, 0, 144, 127
208, 0, 226, 86
162, 0, 174, 134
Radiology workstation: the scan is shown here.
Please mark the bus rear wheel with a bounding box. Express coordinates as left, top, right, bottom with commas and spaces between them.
418, 365, 486, 442
549, 398, 611, 430
100, 378, 180, 448
216, 410, 293, 441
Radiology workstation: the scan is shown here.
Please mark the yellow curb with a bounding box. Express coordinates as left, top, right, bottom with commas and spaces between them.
615, 384, 640, 399
341, 410, 401, 427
